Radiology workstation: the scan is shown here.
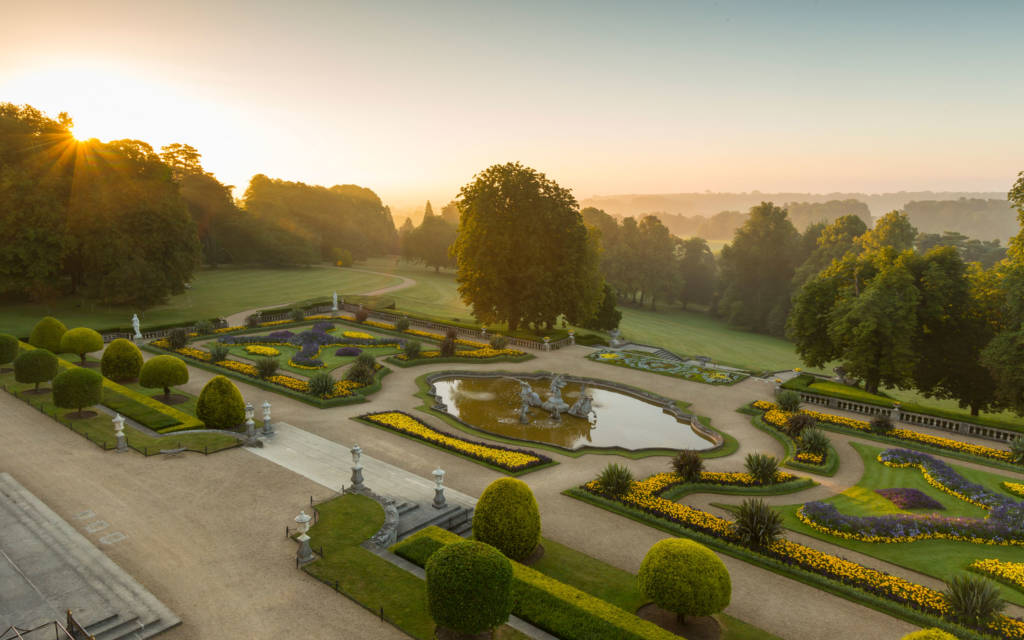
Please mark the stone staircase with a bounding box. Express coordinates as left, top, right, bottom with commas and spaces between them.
0, 473, 179, 640
394, 500, 474, 541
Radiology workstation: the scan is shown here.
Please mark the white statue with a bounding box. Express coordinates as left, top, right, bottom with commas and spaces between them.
131, 314, 141, 339
332, 291, 339, 312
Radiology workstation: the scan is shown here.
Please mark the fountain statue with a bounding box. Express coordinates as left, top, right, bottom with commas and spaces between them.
513, 375, 571, 422
568, 384, 594, 419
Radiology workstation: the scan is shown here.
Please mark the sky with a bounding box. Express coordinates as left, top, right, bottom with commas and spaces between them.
2, 0, 1022, 215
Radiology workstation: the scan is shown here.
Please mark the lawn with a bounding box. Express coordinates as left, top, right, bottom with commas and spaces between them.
302, 494, 528, 640
0, 265, 399, 338
774, 442, 1024, 607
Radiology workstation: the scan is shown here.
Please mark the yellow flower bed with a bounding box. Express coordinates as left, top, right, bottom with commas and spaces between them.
214, 325, 243, 333
216, 359, 260, 376
599, 353, 619, 359
343, 331, 374, 339
971, 559, 1024, 590
267, 374, 309, 393
328, 380, 364, 398
1004, 481, 1024, 498
795, 452, 824, 465
288, 359, 322, 370
244, 345, 280, 356
364, 320, 397, 330
581, 468, 1024, 637
753, 401, 1015, 463
305, 315, 335, 320
361, 411, 548, 471
258, 319, 292, 327
175, 346, 211, 361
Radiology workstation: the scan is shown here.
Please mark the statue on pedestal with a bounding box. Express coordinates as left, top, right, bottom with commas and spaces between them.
131, 314, 142, 340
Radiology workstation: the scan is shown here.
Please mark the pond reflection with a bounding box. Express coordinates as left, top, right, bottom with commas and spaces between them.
430, 376, 713, 451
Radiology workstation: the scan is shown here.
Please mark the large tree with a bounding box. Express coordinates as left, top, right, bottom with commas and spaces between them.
636, 215, 677, 309
859, 211, 918, 253
676, 237, 716, 309
403, 203, 457, 271
451, 162, 602, 330
717, 202, 800, 334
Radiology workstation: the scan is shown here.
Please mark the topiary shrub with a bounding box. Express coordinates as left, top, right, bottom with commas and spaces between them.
139, 354, 189, 400
783, 413, 816, 438
731, 498, 784, 549
395, 316, 410, 331
208, 343, 231, 362
29, 316, 67, 353
167, 328, 188, 350
426, 540, 513, 635
52, 367, 103, 415
671, 449, 704, 482
776, 389, 801, 412
308, 372, 334, 397
14, 349, 59, 392
440, 329, 457, 357
489, 335, 509, 349
596, 463, 634, 496
744, 452, 779, 484
59, 327, 104, 365
101, 338, 143, 381
196, 375, 246, 430
291, 307, 305, 322
798, 427, 830, 456
637, 538, 731, 623
870, 415, 894, 435
943, 574, 1005, 627
0, 333, 19, 371
345, 354, 376, 385
900, 630, 958, 640
403, 340, 421, 359
354, 308, 369, 323
473, 477, 541, 561
256, 356, 279, 379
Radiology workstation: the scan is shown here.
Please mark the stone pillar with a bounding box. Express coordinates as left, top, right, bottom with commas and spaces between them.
112, 413, 127, 452
432, 468, 447, 509
295, 511, 314, 565
245, 402, 255, 438
568, 330, 575, 345
350, 444, 364, 491
262, 400, 273, 436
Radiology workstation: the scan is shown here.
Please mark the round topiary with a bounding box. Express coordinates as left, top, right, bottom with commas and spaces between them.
425, 540, 513, 635
29, 316, 67, 353
196, 375, 246, 430
59, 327, 104, 365
139, 354, 189, 400
900, 630, 958, 640
472, 477, 541, 561
14, 348, 59, 392
637, 538, 731, 622
0, 333, 19, 370
101, 339, 144, 381
52, 367, 103, 415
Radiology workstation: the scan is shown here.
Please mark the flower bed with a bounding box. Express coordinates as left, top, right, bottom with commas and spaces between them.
971, 559, 1024, 592
587, 350, 748, 385
358, 411, 551, 473
392, 346, 526, 361
753, 401, 1017, 465
1005, 482, 1024, 498
795, 452, 825, 465
342, 331, 373, 339
575, 468, 1024, 639
874, 488, 944, 510
244, 345, 280, 356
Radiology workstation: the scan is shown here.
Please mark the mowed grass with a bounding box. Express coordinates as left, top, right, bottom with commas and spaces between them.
357, 257, 472, 321
0, 265, 399, 337
775, 442, 1024, 607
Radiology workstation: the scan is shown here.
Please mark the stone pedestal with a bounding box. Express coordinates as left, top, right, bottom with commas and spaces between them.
296, 533, 314, 565
432, 486, 447, 509
115, 433, 127, 452
350, 465, 364, 491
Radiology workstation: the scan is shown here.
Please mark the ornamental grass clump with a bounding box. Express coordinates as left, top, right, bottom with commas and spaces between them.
440, 328, 457, 357
193, 319, 214, 335
776, 389, 801, 412
732, 498, 784, 550
784, 413, 816, 438
256, 356, 279, 379
403, 340, 421, 360
489, 335, 509, 349
100, 338, 143, 381
597, 463, 634, 496
208, 343, 230, 362
671, 450, 704, 483
290, 307, 305, 322
637, 538, 730, 623
472, 477, 541, 561
744, 452, 780, 484
798, 427, 830, 456
871, 415, 894, 435
308, 372, 334, 398
395, 316, 410, 331
345, 354, 376, 385
425, 540, 513, 636
167, 328, 188, 350
943, 574, 1005, 627
1010, 437, 1024, 465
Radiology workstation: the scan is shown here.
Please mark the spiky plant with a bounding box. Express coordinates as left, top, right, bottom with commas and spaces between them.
596, 463, 634, 497
784, 413, 816, 438
870, 415, 894, 435
943, 574, 1005, 627
1009, 437, 1024, 465
256, 356, 279, 379
671, 450, 704, 483
208, 343, 230, 362
776, 390, 801, 412
731, 498, 783, 550
308, 372, 334, 397
744, 453, 780, 485
798, 428, 830, 456
167, 328, 188, 350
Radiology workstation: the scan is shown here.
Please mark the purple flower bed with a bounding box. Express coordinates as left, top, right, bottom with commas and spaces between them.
335, 347, 362, 356
313, 321, 335, 332
875, 488, 944, 510
268, 330, 295, 341
800, 501, 1024, 543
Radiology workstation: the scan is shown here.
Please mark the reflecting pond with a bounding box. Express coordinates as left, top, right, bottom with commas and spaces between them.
430, 375, 715, 451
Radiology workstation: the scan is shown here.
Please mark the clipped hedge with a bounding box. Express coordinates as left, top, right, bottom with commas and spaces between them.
425, 541, 513, 634
52, 367, 103, 413
101, 339, 144, 381
14, 348, 58, 390
637, 538, 730, 618
139, 355, 189, 397
0, 333, 18, 366
394, 527, 679, 640
59, 327, 104, 365
473, 477, 541, 561
29, 316, 66, 353
196, 375, 245, 430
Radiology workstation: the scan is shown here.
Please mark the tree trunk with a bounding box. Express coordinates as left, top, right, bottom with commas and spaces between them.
865, 376, 879, 395
971, 405, 980, 416
164, 386, 171, 400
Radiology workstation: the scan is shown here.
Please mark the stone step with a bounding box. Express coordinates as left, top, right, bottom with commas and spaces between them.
396, 501, 420, 516
87, 613, 139, 638
450, 521, 473, 537
397, 504, 474, 541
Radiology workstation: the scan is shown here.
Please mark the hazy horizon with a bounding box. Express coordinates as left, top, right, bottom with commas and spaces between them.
3, 0, 1021, 211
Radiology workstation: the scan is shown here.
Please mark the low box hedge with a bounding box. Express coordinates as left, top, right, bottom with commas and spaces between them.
393, 527, 679, 640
